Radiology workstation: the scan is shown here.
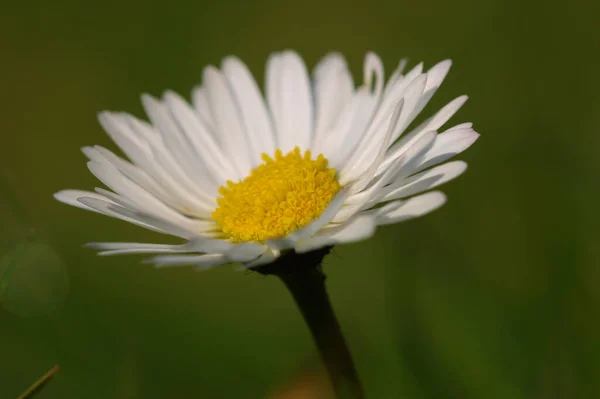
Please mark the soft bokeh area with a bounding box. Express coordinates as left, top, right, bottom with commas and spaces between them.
1, 0, 599, 397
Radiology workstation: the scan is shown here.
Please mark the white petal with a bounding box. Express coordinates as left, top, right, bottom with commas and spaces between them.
333, 129, 433, 222
97, 249, 179, 256
78, 196, 195, 239
363, 52, 384, 97
312, 52, 354, 148
395, 62, 424, 89
67, 195, 170, 235
340, 99, 404, 190
449, 122, 473, 130
141, 94, 208, 181
162, 91, 238, 184
184, 236, 245, 254
203, 65, 251, 176
389, 74, 429, 142
336, 54, 388, 179
88, 242, 189, 256
92, 187, 150, 213
343, 74, 428, 183
97, 111, 153, 171
293, 235, 333, 254
90, 239, 263, 262
54, 190, 155, 233
382, 58, 408, 98
191, 86, 216, 131
240, 248, 281, 269
410, 60, 452, 119
126, 124, 218, 210
54, 190, 115, 214
380, 130, 438, 182
416, 127, 480, 171
424, 60, 452, 93
376, 63, 425, 144
346, 131, 437, 206
83, 146, 182, 212
56, 189, 181, 236
375, 191, 446, 225
99, 112, 216, 212
317, 87, 378, 170
222, 56, 276, 162
224, 242, 267, 263
93, 189, 223, 238
377, 95, 469, 174
87, 160, 209, 223
329, 216, 376, 244
295, 216, 377, 253
265, 53, 284, 143
145, 254, 227, 269
360, 199, 405, 218
319, 53, 384, 171
402, 95, 468, 144
376, 161, 468, 203
267, 51, 314, 153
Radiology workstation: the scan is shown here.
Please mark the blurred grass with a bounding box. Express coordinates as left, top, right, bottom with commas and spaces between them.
1, 0, 599, 397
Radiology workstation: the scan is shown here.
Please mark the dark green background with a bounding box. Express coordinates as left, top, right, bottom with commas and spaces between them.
1, 0, 599, 397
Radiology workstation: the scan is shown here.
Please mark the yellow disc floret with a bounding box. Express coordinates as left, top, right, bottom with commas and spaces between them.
212, 147, 341, 242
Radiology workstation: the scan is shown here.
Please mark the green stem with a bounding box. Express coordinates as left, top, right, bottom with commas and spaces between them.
256, 247, 365, 398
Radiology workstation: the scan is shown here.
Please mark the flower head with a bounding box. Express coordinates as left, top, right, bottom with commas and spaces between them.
55, 51, 479, 269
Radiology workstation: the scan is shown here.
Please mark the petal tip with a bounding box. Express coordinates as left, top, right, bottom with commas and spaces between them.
53, 190, 68, 202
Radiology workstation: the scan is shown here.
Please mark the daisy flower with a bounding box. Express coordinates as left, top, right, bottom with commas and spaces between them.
54, 51, 479, 269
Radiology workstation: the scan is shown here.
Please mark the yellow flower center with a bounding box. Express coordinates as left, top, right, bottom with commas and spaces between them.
212, 147, 341, 243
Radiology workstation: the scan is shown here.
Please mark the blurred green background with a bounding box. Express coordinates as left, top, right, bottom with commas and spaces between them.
1, 0, 599, 397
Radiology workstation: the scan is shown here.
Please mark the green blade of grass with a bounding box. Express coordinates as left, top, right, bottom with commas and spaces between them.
16, 365, 60, 399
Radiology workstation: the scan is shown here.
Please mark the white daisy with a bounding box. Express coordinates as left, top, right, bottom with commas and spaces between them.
54, 50, 479, 269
